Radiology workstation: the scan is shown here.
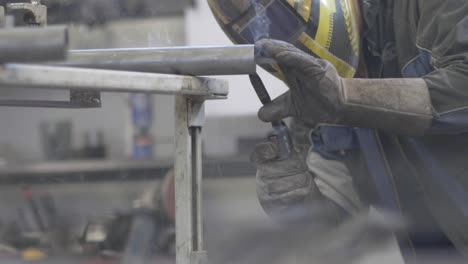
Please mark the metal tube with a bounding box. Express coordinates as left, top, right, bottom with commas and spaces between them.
57, 45, 256, 76
174, 95, 193, 264
0, 64, 228, 97
175, 98, 209, 264
0, 26, 68, 63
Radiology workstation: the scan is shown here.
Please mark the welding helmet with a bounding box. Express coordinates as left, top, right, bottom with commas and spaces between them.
208, 0, 361, 78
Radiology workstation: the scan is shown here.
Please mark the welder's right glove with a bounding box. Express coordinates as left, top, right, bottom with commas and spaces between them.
256, 39, 433, 136
252, 140, 348, 226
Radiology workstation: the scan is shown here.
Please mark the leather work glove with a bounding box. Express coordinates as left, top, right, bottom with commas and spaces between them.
255, 39, 433, 135
252, 138, 348, 226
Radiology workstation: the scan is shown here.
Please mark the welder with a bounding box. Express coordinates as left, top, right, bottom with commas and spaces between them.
208, 0, 468, 260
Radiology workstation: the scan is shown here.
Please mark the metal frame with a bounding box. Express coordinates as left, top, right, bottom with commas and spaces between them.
0, 64, 228, 97
0, 63, 227, 109
0, 62, 227, 264
175, 96, 207, 264
0, 2, 241, 263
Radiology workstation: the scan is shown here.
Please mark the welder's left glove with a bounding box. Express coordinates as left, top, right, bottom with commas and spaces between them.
252, 139, 349, 226
256, 39, 434, 135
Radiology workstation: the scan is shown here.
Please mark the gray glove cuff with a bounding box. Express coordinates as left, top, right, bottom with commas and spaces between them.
339, 78, 433, 135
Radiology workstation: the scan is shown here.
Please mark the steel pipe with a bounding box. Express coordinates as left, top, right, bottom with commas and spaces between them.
57, 45, 256, 76
0, 25, 68, 63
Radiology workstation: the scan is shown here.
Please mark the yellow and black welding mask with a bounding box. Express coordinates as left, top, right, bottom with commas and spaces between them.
208, 0, 361, 78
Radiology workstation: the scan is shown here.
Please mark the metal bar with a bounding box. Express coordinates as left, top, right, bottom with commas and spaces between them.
53, 45, 256, 76
0, 7, 5, 28
0, 89, 101, 108
191, 127, 204, 252
0, 159, 173, 176
188, 100, 206, 260
0, 64, 228, 97
175, 98, 207, 264
0, 26, 68, 62
174, 95, 192, 264
0, 99, 97, 108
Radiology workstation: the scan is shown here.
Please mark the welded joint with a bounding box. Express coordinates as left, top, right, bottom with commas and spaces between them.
180, 78, 228, 100
190, 251, 208, 264
188, 100, 205, 128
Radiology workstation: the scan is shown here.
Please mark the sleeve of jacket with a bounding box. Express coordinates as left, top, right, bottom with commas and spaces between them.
415, 0, 468, 134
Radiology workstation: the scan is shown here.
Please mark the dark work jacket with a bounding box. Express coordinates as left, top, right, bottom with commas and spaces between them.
328, 0, 468, 259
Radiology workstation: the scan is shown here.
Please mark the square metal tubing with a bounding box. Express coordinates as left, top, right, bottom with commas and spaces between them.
175, 95, 207, 264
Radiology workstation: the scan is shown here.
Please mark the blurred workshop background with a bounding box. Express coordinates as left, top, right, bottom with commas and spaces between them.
0, 0, 288, 163
0, 0, 289, 263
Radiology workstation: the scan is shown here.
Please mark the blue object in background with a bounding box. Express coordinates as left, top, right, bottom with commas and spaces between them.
130, 94, 153, 159
130, 94, 153, 130
133, 134, 153, 160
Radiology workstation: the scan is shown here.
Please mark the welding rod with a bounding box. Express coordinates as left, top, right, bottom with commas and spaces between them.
249, 73, 293, 160
54, 45, 258, 76
0, 26, 68, 63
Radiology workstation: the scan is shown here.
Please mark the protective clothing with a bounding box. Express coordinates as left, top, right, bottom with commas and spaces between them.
256, 39, 433, 135
252, 119, 348, 225
253, 0, 468, 259
310, 0, 468, 259
306, 139, 363, 215
210, 0, 468, 259
207, 0, 361, 78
